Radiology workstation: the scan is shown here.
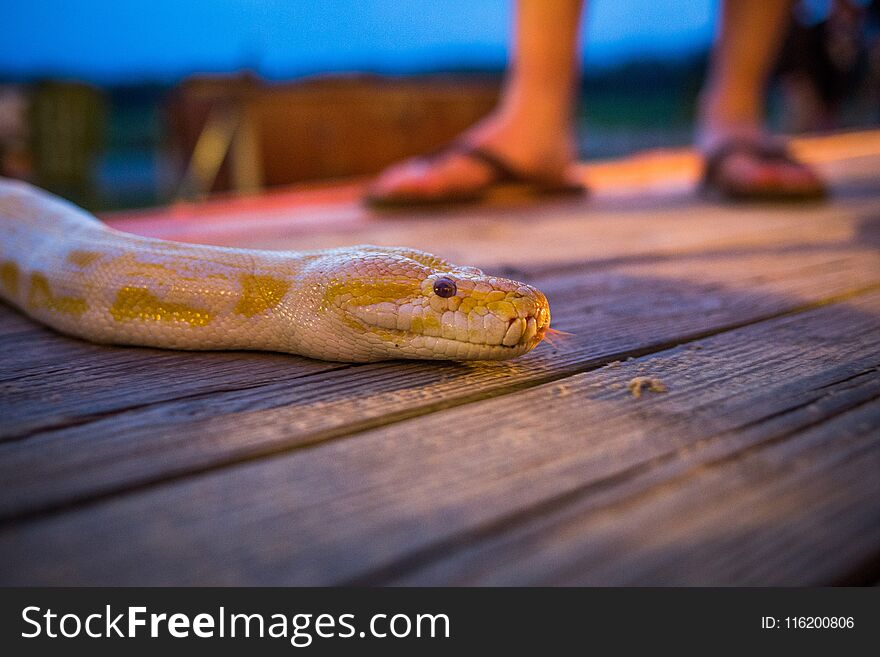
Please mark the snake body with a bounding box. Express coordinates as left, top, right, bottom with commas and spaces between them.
0, 179, 550, 362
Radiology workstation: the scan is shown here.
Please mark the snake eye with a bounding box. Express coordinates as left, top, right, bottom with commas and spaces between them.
432, 277, 457, 298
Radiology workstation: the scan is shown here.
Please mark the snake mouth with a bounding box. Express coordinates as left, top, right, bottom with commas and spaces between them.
350, 309, 549, 353
338, 283, 550, 359
501, 314, 548, 348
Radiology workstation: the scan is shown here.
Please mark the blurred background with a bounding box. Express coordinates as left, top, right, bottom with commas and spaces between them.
1, 0, 878, 211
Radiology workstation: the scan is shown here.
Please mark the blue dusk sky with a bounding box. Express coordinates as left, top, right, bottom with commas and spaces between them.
1, 0, 718, 83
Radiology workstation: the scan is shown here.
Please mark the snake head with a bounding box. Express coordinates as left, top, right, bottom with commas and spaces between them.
301, 246, 550, 362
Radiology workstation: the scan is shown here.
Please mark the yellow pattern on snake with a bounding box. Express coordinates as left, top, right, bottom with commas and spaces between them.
0, 178, 550, 361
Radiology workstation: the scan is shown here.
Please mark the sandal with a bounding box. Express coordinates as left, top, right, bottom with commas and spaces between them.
364, 142, 588, 208
700, 140, 827, 202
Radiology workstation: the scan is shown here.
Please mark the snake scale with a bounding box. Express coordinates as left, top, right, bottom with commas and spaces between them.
0, 178, 550, 362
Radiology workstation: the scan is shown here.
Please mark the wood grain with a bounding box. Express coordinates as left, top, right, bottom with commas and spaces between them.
1, 289, 877, 585
393, 399, 880, 585
1, 246, 877, 520
1, 139, 878, 586
0, 330, 346, 440
101, 129, 880, 264
103, 174, 879, 270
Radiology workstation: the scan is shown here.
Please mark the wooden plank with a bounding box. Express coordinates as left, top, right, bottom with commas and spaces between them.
101, 170, 880, 271
0, 328, 345, 440
8, 191, 874, 439
101, 129, 880, 250
1, 246, 877, 520
1, 288, 878, 585
393, 400, 880, 586
3, 153, 875, 439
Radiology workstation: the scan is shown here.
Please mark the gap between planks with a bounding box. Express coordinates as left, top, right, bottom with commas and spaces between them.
3, 245, 878, 441
3, 184, 877, 435
0, 242, 878, 520
1, 252, 879, 523
353, 375, 880, 585
0, 287, 879, 584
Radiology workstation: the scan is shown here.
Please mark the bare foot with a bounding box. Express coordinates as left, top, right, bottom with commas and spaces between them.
366, 112, 579, 204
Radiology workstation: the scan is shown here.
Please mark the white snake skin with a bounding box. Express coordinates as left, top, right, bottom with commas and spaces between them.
0, 179, 550, 362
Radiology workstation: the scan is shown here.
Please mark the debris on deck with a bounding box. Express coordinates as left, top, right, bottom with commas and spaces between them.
627, 376, 668, 398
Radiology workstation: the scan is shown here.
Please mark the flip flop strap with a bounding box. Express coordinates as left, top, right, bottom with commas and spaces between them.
702, 140, 795, 187
413, 140, 585, 193
417, 140, 533, 184
451, 144, 525, 183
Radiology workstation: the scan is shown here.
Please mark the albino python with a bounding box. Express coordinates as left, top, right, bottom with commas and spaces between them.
0, 178, 550, 362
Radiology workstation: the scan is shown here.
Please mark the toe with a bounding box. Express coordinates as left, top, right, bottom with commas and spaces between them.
718, 150, 823, 197
776, 161, 822, 192
367, 151, 496, 202
369, 159, 435, 198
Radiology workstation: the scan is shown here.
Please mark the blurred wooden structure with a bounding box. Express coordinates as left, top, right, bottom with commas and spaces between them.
1, 131, 879, 585
165, 74, 499, 197
28, 81, 106, 205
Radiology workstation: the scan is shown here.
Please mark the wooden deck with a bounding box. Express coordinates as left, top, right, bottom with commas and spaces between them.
1, 131, 879, 585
